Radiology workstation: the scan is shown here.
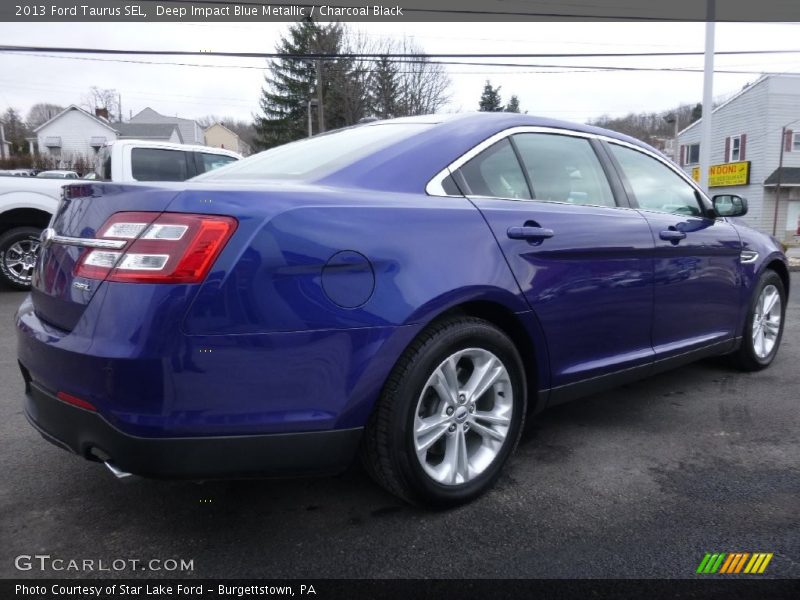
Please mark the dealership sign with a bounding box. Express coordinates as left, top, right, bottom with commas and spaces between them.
691, 161, 751, 187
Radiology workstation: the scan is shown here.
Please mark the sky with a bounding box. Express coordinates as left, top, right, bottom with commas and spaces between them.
0, 21, 799, 126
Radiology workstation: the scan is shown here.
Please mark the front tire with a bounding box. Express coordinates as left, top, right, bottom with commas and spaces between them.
730, 270, 786, 371
362, 317, 527, 506
0, 227, 42, 291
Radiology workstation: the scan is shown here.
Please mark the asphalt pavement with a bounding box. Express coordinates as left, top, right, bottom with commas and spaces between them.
1, 277, 798, 579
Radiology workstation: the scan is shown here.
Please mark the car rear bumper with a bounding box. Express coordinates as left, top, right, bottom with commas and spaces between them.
24, 380, 363, 479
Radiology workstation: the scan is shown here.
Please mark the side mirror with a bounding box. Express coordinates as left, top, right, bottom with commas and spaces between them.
712, 194, 748, 218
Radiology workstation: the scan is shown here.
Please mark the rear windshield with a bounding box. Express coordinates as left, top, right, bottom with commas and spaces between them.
195, 123, 431, 181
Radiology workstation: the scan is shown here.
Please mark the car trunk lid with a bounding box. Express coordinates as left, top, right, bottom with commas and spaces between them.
31, 183, 182, 331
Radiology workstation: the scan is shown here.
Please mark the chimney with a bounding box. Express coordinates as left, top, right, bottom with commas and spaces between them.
95, 107, 109, 120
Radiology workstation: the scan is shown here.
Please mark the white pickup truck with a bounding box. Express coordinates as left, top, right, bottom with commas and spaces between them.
0, 139, 240, 289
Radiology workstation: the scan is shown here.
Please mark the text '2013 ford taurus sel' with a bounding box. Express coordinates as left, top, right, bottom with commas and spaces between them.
16, 113, 789, 506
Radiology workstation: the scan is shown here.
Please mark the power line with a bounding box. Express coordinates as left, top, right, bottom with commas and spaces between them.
2, 50, 798, 77
2, 44, 800, 60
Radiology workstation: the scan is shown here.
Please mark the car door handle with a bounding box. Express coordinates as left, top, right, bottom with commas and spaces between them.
659, 229, 687, 242
507, 226, 555, 241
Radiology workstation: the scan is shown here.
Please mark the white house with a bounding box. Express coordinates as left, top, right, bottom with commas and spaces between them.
676, 75, 800, 242
31, 105, 118, 164
29, 105, 183, 167
129, 108, 205, 145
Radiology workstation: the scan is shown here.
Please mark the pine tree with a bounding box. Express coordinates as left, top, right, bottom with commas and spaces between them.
254, 20, 342, 150
505, 95, 521, 113
691, 103, 702, 123
478, 81, 503, 112
370, 56, 401, 119
1, 108, 30, 155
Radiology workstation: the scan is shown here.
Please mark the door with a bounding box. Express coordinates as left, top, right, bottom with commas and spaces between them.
606, 142, 742, 358
455, 132, 655, 389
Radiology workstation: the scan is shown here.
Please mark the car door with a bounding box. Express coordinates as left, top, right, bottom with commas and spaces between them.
453, 131, 656, 394
605, 142, 742, 359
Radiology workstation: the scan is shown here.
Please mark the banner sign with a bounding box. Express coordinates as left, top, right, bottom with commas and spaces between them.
691, 161, 751, 187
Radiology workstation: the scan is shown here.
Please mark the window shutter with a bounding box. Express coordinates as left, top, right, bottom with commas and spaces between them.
740, 134, 747, 160
680, 145, 686, 166
785, 130, 793, 152
724, 137, 731, 162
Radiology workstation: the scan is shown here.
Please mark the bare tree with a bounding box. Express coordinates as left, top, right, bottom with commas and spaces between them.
327, 28, 376, 126
82, 87, 118, 121
394, 37, 451, 116
26, 103, 64, 130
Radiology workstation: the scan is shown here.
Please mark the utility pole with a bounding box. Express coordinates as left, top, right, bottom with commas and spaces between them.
771, 126, 786, 236
307, 99, 318, 137
698, 0, 715, 192
313, 31, 325, 133
315, 58, 325, 133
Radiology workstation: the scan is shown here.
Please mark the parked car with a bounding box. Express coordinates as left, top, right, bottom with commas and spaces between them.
36, 170, 79, 179
8, 169, 40, 177
0, 140, 240, 289
16, 114, 789, 506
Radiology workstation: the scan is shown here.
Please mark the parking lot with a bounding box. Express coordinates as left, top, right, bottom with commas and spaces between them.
1, 277, 798, 579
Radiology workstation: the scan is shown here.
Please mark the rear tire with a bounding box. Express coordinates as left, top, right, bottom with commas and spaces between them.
0, 227, 42, 291
730, 270, 786, 371
361, 317, 526, 507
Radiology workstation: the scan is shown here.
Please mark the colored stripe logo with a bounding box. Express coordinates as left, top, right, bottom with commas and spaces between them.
696, 552, 773, 574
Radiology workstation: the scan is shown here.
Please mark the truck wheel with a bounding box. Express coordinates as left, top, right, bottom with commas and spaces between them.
0, 227, 42, 290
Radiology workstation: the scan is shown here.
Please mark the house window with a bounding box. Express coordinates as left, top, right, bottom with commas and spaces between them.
730, 136, 741, 161
686, 143, 700, 165
726, 134, 746, 162
794, 132, 800, 152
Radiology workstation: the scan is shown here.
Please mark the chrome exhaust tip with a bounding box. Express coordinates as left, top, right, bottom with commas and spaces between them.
104, 461, 133, 480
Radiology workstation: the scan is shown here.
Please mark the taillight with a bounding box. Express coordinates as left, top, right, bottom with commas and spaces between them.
75, 212, 237, 283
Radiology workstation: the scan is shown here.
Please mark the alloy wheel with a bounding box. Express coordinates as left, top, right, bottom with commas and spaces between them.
412, 348, 513, 486
752, 284, 782, 359
2, 238, 39, 286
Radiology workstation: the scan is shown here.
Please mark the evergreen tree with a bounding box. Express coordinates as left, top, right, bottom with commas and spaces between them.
505, 95, 521, 113
254, 20, 342, 150
1, 108, 30, 155
370, 56, 401, 119
691, 103, 702, 123
478, 81, 503, 112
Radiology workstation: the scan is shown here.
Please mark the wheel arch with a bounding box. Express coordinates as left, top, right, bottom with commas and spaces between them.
420, 299, 549, 415
0, 207, 53, 236
763, 258, 790, 299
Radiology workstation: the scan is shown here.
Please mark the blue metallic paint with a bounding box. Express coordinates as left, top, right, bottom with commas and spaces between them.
15, 113, 789, 471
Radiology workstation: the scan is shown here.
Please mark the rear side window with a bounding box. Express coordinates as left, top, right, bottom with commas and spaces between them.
131, 148, 190, 181
199, 153, 237, 174
458, 139, 531, 199
513, 133, 616, 207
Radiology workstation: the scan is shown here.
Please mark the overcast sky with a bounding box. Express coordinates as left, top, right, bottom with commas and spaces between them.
0, 22, 798, 126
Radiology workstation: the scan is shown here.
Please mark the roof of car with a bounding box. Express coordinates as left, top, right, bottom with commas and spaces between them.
319, 112, 657, 194
364, 112, 650, 148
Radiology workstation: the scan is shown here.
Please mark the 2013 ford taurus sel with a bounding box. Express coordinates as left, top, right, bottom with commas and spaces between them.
16, 113, 789, 505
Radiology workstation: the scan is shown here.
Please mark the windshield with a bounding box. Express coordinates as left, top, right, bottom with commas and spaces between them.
195, 123, 432, 182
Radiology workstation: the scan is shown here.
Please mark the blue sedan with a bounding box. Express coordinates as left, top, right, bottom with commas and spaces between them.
16, 113, 789, 505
